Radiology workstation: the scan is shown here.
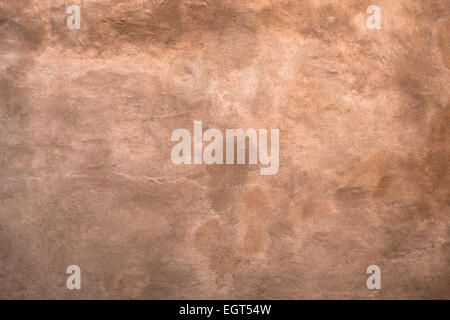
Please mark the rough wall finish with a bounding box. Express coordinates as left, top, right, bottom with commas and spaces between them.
0, 0, 449, 299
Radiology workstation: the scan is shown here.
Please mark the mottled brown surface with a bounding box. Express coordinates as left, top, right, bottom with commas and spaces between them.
0, 0, 449, 299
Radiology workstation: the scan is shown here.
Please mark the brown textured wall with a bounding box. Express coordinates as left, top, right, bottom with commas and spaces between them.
0, 0, 449, 299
